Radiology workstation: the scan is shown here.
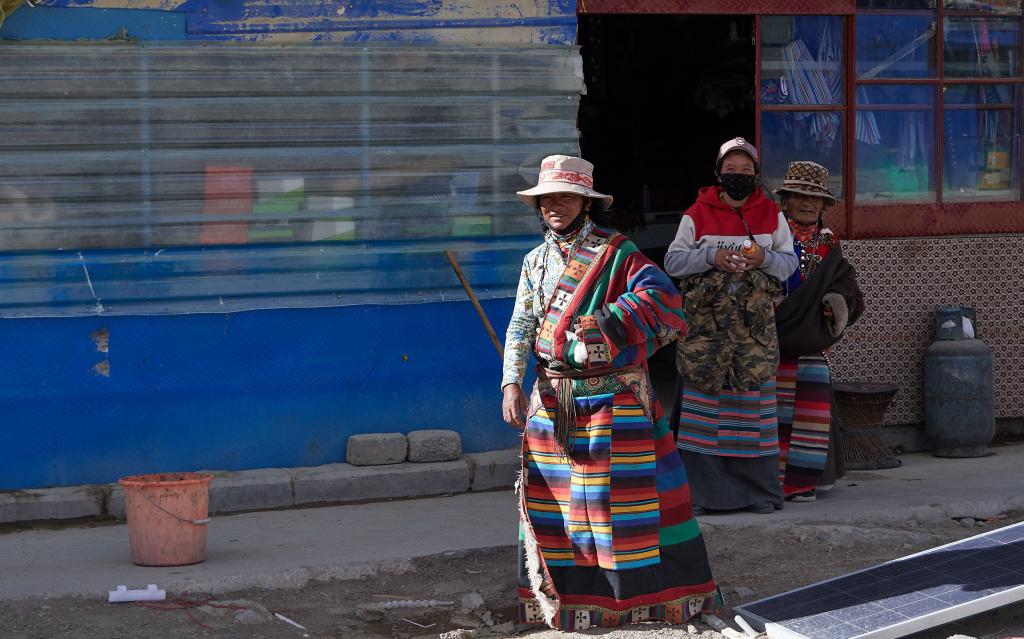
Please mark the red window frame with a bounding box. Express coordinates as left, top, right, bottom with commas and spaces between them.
846, 5, 1024, 237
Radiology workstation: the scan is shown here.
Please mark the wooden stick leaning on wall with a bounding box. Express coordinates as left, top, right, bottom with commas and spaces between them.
444, 249, 504, 359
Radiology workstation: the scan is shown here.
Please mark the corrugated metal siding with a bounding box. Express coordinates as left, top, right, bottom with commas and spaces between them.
8, 0, 578, 44
0, 42, 583, 316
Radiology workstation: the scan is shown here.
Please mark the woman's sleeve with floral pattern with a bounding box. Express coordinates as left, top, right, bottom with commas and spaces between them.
501, 256, 537, 389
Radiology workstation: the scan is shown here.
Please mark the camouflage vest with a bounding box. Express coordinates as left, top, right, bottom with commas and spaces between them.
676, 269, 781, 394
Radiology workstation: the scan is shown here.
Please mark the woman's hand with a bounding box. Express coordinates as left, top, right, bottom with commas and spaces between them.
822, 301, 834, 319
745, 243, 765, 269
502, 383, 528, 428
714, 248, 748, 273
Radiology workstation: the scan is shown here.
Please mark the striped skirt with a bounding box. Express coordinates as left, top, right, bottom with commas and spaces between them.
518, 374, 720, 630
674, 381, 783, 511
675, 381, 779, 458
776, 355, 833, 497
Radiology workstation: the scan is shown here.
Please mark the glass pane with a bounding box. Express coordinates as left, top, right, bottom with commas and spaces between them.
761, 16, 844, 106
944, 17, 1021, 78
856, 15, 937, 79
945, 83, 1017, 104
944, 87, 1021, 200
944, 0, 1021, 15
856, 85, 937, 204
857, 0, 934, 7
761, 111, 844, 200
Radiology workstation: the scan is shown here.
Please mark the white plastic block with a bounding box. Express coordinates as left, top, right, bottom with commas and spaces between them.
108, 584, 166, 603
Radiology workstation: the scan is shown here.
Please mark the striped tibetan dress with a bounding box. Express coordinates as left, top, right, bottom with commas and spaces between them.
775, 222, 845, 497
518, 370, 720, 630
777, 355, 834, 497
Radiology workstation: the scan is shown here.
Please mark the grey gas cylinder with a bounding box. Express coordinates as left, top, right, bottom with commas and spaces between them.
922, 306, 994, 457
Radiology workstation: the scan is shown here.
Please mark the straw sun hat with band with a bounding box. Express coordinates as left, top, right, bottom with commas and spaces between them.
517, 155, 613, 211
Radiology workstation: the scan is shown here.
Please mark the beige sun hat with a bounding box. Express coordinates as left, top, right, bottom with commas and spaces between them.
773, 161, 838, 205
516, 155, 613, 210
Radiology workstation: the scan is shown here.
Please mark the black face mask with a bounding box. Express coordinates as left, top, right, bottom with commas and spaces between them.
719, 173, 758, 202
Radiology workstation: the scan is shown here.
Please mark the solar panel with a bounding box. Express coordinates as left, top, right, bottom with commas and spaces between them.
734, 521, 1024, 639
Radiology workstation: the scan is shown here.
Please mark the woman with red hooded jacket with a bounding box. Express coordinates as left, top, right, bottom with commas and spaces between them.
665, 138, 797, 516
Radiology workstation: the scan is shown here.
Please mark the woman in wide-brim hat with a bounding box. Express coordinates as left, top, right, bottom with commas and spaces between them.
773, 161, 864, 502
501, 154, 720, 631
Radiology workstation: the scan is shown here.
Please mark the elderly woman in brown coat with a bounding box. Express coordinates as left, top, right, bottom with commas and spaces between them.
772, 161, 864, 502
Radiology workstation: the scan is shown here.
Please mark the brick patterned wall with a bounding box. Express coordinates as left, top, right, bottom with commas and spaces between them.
830, 235, 1024, 425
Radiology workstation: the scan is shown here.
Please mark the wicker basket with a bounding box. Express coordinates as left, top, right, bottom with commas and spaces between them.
833, 382, 901, 471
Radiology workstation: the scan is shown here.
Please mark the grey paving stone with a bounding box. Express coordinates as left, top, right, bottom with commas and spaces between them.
346, 433, 408, 466
406, 429, 462, 463
465, 449, 520, 491
207, 468, 294, 513
108, 485, 125, 518
292, 460, 470, 505
0, 485, 104, 523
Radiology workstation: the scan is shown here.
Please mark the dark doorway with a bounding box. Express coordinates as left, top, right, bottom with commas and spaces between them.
578, 14, 756, 265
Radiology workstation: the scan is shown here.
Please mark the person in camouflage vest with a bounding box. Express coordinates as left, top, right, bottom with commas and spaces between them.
665, 138, 796, 516
676, 268, 781, 396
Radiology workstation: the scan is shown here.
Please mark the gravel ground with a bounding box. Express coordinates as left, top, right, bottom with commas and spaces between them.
3, 511, 1022, 639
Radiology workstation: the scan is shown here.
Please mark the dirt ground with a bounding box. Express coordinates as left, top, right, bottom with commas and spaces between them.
3, 512, 1023, 639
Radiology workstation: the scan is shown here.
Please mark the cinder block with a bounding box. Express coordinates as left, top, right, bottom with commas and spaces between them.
346, 433, 408, 466
406, 430, 462, 463
292, 460, 470, 506
0, 486, 104, 524
466, 449, 520, 491
108, 484, 125, 518
207, 468, 294, 513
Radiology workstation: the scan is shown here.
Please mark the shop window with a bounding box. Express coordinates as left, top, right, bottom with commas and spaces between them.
761, 15, 844, 105
858, 0, 935, 7
943, 84, 1021, 200
856, 15, 936, 78
856, 85, 937, 203
759, 15, 845, 197
944, 0, 1022, 15
853, 2, 1024, 211
761, 111, 844, 197
944, 16, 1021, 77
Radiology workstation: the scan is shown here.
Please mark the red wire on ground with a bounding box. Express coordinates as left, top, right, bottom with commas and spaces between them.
136, 595, 251, 630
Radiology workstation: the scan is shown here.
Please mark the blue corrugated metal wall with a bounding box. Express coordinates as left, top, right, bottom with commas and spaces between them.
2, 0, 577, 44
0, 2, 578, 489
0, 298, 526, 489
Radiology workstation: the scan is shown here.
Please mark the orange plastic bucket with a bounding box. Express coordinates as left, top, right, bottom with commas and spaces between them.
118, 472, 213, 567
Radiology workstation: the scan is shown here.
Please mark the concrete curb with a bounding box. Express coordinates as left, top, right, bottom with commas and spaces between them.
292, 460, 471, 505
0, 486, 105, 524
700, 496, 1024, 532
466, 448, 520, 491
1, 449, 520, 525
131, 557, 422, 601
